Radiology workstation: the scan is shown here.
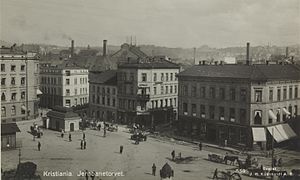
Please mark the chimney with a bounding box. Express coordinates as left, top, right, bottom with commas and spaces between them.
71, 40, 74, 57
286, 47, 289, 58
193, 47, 196, 64
103, 40, 107, 57
246, 42, 250, 65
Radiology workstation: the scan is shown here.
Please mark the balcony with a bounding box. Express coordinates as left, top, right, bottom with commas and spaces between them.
137, 94, 150, 101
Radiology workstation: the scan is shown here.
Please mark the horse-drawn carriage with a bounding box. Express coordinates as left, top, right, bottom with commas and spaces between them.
214, 170, 242, 180
208, 153, 224, 163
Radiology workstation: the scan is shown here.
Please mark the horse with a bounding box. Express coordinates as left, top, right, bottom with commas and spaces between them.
237, 160, 249, 169
224, 155, 239, 165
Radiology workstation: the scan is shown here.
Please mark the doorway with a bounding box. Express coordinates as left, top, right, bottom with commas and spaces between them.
70, 123, 74, 132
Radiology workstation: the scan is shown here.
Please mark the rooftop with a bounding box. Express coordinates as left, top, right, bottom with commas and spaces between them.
118, 59, 180, 69
89, 70, 117, 85
47, 106, 80, 119
178, 64, 300, 81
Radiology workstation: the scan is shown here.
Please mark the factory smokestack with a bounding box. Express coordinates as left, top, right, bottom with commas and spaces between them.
71, 40, 74, 57
103, 40, 107, 57
286, 47, 289, 58
246, 42, 250, 65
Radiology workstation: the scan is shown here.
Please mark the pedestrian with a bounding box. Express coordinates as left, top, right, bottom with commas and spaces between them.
120, 145, 123, 154
152, 163, 156, 176
199, 142, 202, 151
38, 141, 41, 151
179, 152, 182, 160
61, 129, 64, 138
224, 139, 227, 147
80, 140, 83, 149
103, 128, 106, 137
171, 150, 175, 161
85, 170, 89, 180
69, 133, 72, 141
278, 158, 282, 167
83, 132, 86, 140
90, 171, 95, 180
213, 168, 218, 179
84, 140, 86, 149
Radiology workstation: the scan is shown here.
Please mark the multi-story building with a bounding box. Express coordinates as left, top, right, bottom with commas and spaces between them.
89, 70, 118, 122
117, 57, 180, 127
39, 62, 89, 109
177, 64, 300, 150
1, 46, 41, 123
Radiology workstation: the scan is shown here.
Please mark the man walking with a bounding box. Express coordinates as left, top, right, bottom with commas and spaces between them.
171, 150, 175, 161
38, 141, 41, 151
152, 163, 156, 176
61, 129, 64, 138
213, 168, 218, 179
120, 145, 123, 154
69, 133, 72, 142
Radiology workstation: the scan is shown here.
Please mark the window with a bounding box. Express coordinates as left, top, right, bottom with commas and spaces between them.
230, 88, 236, 101
269, 88, 273, 102
154, 87, 157, 95
209, 106, 215, 119
21, 77, 25, 85
255, 90, 262, 102
153, 73, 157, 81
21, 105, 25, 114
74, 89, 77, 95
66, 79, 70, 85
21, 92, 25, 99
21, 65, 25, 71
102, 87, 105, 94
11, 65, 16, 72
1, 93, 5, 101
107, 98, 110, 106
11, 106, 16, 116
142, 73, 147, 82
209, 87, 216, 99
165, 86, 168, 94
165, 99, 168, 107
192, 86, 197, 97
112, 99, 116, 107
229, 108, 235, 122
112, 88, 116, 95
283, 87, 287, 100
174, 85, 177, 94
240, 109, 246, 124
65, 100, 71, 107
175, 73, 178, 80
183, 103, 188, 114
277, 88, 281, 101
1, 107, 6, 117
240, 88, 247, 102
219, 107, 225, 120
276, 109, 281, 122
11, 93, 17, 100
170, 73, 173, 81
174, 98, 176, 107
192, 104, 196, 116
66, 70, 70, 76
107, 87, 110, 94
183, 85, 188, 96
254, 110, 262, 124
11, 77, 16, 85
161, 73, 164, 81
102, 96, 105, 105
295, 105, 298, 116
219, 88, 225, 100
200, 105, 205, 117
96, 96, 100, 104
289, 86, 292, 99
1, 64, 5, 72
200, 87, 206, 98
170, 86, 173, 94
166, 73, 169, 81
161, 86, 164, 94
66, 89, 70, 96
160, 100, 163, 107
1, 78, 5, 85
295, 86, 298, 98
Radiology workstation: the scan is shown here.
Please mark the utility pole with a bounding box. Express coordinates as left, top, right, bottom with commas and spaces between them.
25, 58, 29, 120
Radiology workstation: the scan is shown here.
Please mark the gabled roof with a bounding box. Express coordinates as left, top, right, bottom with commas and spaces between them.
111, 43, 148, 59
118, 59, 180, 69
178, 64, 300, 81
89, 70, 117, 85
1, 123, 21, 135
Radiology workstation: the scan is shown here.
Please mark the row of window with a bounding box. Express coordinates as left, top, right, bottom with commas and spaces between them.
65, 88, 88, 96
1, 77, 26, 86
90, 95, 116, 107
150, 98, 177, 109
141, 72, 178, 82
265, 86, 298, 102
180, 85, 247, 101
66, 77, 88, 85
118, 85, 178, 95
65, 98, 88, 107
182, 103, 246, 123
1, 64, 25, 72
1, 105, 26, 117
1, 92, 26, 101
91, 85, 116, 95
118, 98, 177, 110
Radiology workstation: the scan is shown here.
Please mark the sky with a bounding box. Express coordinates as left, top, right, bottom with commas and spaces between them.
0, 0, 299, 48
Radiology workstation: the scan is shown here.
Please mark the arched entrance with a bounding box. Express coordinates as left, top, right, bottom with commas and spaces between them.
70, 123, 74, 132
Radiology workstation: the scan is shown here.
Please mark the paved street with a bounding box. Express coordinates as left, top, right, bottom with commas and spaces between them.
2, 120, 299, 180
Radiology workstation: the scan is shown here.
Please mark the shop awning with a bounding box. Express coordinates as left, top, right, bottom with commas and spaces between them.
252, 127, 266, 142
267, 126, 286, 143
268, 110, 277, 120
280, 124, 297, 139
21, 105, 26, 111
282, 108, 291, 115
36, 89, 43, 95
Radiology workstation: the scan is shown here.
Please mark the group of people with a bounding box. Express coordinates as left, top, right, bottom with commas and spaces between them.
273, 157, 283, 167
171, 150, 182, 161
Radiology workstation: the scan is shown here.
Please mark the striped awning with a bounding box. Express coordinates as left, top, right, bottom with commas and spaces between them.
36, 89, 43, 95
282, 108, 291, 115
21, 105, 27, 111
268, 110, 277, 120
252, 127, 266, 142
267, 124, 297, 143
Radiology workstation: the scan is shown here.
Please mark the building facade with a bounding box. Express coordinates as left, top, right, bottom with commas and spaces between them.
117, 58, 180, 127
178, 64, 300, 150
89, 70, 118, 122
1, 47, 41, 123
39, 62, 89, 109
